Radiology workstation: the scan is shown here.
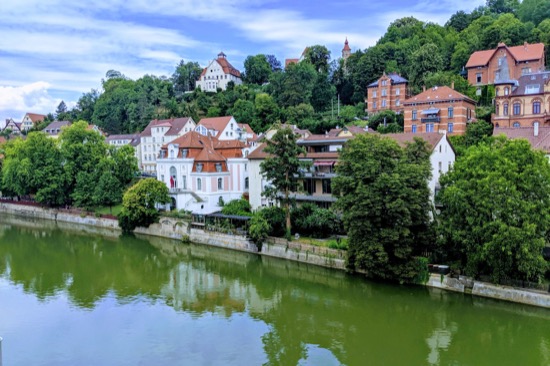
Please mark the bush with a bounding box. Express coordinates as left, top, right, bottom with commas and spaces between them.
248, 213, 270, 249
221, 199, 252, 216
258, 206, 286, 237
305, 208, 342, 238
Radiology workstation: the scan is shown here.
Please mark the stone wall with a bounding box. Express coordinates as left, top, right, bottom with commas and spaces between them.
427, 273, 550, 308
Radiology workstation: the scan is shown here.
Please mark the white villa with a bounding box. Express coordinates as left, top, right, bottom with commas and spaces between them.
196, 52, 242, 92
140, 117, 196, 173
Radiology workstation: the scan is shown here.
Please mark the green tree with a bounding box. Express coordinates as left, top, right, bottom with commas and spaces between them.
303, 45, 331, 73
75, 89, 99, 122
437, 137, 549, 283
518, 0, 550, 26
172, 60, 202, 95
333, 134, 434, 282
253, 93, 279, 132
118, 178, 170, 233
55, 100, 69, 121
221, 199, 252, 216
260, 126, 309, 236
248, 212, 270, 247
284, 103, 315, 125
243, 54, 272, 85
265, 54, 282, 72
230, 99, 256, 125
409, 43, 444, 88
269, 62, 317, 108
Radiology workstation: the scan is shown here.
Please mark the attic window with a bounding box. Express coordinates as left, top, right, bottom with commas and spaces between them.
215, 163, 222, 172
525, 85, 540, 94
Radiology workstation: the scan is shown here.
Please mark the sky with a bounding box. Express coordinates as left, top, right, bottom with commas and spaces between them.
0, 0, 485, 122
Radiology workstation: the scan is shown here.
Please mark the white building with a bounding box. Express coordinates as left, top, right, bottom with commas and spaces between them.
195, 116, 256, 144
196, 52, 242, 92
21, 113, 46, 131
140, 117, 196, 173
105, 133, 141, 168
156, 131, 250, 214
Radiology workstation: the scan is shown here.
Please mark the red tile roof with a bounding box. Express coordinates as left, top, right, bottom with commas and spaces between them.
195, 146, 226, 162
200, 53, 241, 78
164, 130, 214, 149
25, 113, 46, 123
197, 116, 233, 132
343, 38, 351, 52
383, 132, 446, 152
141, 117, 192, 137
285, 58, 299, 67
404, 86, 475, 105
493, 127, 550, 154
466, 42, 545, 68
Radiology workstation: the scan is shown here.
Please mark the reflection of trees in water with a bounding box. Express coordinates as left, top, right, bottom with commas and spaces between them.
1, 217, 550, 365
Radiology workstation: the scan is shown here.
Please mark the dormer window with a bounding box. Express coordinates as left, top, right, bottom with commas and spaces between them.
182, 149, 188, 158
197, 163, 203, 172
215, 163, 222, 172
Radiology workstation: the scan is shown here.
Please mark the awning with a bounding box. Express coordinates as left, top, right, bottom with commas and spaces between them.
314, 160, 336, 166
421, 108, 440, 115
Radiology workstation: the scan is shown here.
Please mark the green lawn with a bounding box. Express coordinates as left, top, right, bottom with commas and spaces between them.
294, 236, 348, 250
94, 204, 123, 216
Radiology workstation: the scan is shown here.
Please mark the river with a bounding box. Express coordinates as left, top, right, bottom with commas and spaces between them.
0, 214, 548, 365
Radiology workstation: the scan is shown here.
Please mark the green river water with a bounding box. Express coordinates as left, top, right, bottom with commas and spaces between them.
0, 214, 549, 366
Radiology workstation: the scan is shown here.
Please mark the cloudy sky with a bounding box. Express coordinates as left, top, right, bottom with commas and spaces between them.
0, 0, 485, 122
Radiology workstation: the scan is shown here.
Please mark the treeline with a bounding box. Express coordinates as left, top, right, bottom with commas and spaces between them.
52, 0, 549, 135
1, 121, 138, 209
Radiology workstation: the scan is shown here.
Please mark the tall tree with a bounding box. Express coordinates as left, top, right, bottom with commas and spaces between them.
302, 45, 331, 73
333, 134, 434, 282
265, 54, 282, 72
172, 60, 202, 95
243, 54, 272, 85
437, 137, 550, 283
260, 126, 309, 237
55, 101, 68, 120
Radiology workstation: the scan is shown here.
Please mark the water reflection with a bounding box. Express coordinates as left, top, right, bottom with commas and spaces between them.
1, 214, 549, 366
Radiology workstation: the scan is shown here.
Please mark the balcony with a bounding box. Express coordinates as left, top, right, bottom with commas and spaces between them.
421, 117, 441, 123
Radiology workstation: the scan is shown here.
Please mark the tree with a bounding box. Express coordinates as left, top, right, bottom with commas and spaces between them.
437, 137, 549, 283
248, 212, 270, 247
253, 93, 279, 132
118, 178, 170, 233
446, 11, 473, 32
368, 110, 403, 132
486, 0, 519, 15
221, 199, 252, 216
243, 54, 272, 85
55, 101, 68, 120
268, 62, 317, 108
75, 89, 99, 122
284, 103, 314, 125
260, 126, 309, 237
172, 60, 202, 94
265, 54, 282, 72
409, 43, 444, 88
302, 45, 331, 73
518, 0, 550, 26
230, 99, 256, 125
310, 72, 335, 112
333, 134, 434, 282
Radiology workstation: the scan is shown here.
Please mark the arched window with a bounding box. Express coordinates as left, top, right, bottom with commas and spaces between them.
217, 178, 223, 190
503, 103, 509, 116
170, 166, 177, 188
245, 177, 249, 190
504, 87, 509, 95
513, 102, 521, 115
495, 103, 500, 116
197, 178, 202, 191
533, 101, 541, 114
513, 122, 520, 128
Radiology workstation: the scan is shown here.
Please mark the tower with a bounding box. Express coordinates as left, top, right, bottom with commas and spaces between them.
342, 38, 351, 60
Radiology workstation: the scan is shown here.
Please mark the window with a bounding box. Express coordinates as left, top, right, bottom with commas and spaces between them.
170, 167, 177, 188
503, 103, 509, 116
245, 177, 249, 189
244, 163, 247, 172
217, 178, 223, 190
525, 85, 540, 94
533, 101, 541, 114
196, 163, 203, 172
197, 178, 202, 190
396, 99, 400, 106
448, 123, 454, 133
182, 176, 187, 190
476, 73, 482, 83
303, 179, 316, 194
522, 67, 531, 75
412, 124, 417, 133
322, 179, 332, 194
513, 103, 521, 115
412, 110, 417, 120
381, 89, 387, 96
372, 90, 377, 98
381, 80, 387, 86
373, 101, 377, 109
513, 122, 520, 128
504, 87, 509, 95
495, 104, 500, 116
395, 88, 400, 96
448, 107, 454, 118
382, 99, 386, 107
182, 149, 188, 158
426, 123, 434, 133
215, 163, 222, 172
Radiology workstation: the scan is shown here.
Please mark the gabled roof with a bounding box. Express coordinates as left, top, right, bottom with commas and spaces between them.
466, 42, 545, 68
24, 113, 46, 123
197, 116, 233, 132
195, 146, 226, 162
404, 86, 476, 105
368, 73, 409, 87
383, 132, 447, 152
493, 127, 550, 154
200, 53, 241, 78
141, 117, 193, 137
44, 121, 71, 134
509, 71, 550, 96
164, 130, 214, 149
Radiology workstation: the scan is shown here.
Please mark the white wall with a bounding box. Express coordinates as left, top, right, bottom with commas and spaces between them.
429, 137, 455, 202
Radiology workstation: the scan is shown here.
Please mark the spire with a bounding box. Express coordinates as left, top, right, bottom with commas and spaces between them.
217, 51, 226, 59
343, 37, 351, 52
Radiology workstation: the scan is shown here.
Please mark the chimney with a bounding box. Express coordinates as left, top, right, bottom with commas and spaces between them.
534, 122, 539, 137
423, 85, 426, 92
451, 81, 455, 90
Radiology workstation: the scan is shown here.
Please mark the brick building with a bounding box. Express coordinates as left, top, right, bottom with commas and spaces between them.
492, 71, 550, 128
465, 42, 545, 88
403, 85, 476, 135
366, 72, 409, 115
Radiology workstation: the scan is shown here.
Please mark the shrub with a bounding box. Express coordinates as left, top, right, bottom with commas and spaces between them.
258, 206, 286, 237
248, 213, 270, 250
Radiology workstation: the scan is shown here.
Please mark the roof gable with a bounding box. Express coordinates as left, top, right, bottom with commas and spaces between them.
466, 42, 545, 68
404, 86, 475, 105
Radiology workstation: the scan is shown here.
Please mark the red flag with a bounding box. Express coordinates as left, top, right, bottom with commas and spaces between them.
170, 176, 174, 188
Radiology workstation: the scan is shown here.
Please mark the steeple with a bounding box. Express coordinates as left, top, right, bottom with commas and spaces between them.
342, 38, 351, 60
217, 51, 227, 59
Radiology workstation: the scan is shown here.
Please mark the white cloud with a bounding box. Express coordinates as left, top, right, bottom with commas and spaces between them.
0, 82, 68, 121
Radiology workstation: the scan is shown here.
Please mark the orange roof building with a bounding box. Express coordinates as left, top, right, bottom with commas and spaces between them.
465, 42, 545, 87
196, 52, 242, 92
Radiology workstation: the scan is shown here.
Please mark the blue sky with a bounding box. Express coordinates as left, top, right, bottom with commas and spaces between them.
0, 0, 485, 122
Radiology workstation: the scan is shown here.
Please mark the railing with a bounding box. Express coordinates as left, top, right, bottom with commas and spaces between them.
421, 117, 441, 123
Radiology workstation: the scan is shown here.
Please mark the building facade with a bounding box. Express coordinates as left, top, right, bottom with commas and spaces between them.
156, 131, 250, 214
140, 117, 196, 173
465, 42, 545, 88
196, 52, 242, 92
366, 72, 409, 115
20, 113, 46, 131
492, 71, 550, 128
43, 121, 71, 138
194, 116, 255, 142
403, 85, 477, 136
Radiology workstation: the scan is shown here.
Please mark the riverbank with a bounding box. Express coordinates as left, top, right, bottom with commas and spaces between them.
1, 201, 548, 309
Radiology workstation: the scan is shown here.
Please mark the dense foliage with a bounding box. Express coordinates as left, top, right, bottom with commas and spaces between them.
437, 137, 550, 283
333, 134, 434, 283
118, 178, 170, 233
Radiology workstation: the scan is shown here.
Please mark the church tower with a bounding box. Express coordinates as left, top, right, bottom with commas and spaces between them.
342, 38, 351, 60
